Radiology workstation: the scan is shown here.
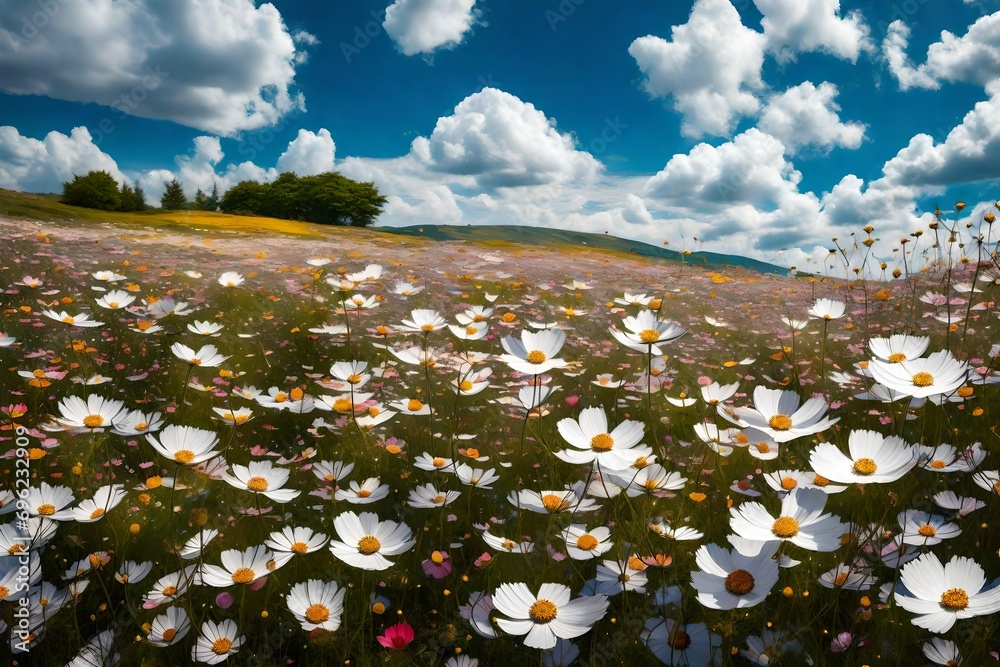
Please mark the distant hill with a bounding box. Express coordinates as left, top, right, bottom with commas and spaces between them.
383, 224, 789, 274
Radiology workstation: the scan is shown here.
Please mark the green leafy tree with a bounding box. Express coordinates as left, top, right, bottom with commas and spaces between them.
219, 180, 268, 215
218, 172, 386, 226
61, 171, 121, 211
160, 179, 187, 210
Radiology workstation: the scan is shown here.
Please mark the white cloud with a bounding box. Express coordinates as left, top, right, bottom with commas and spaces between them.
881, 89, 1000, 187
0, 126, 123, 193
754, 0, 870, 63
628, 0, 766, 138
276, 129, 336, 176
408, 87, 602, 187
884, 13, 1000, 91
758, 82, 865, 154
0, 0, 313, 136
383, 0, 480, 56
882, 21, 940, 91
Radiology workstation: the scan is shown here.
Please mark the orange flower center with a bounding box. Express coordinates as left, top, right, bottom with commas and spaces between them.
358, 536, 381, 554
421, 323, 435, 331
576, 534, 599, 551
940, 588, 969, 610
231, 567, 255, 584
887, 352, 907, 363
174, 450, 195, 464
246, 477, 269, 492
356, 489, 371, 498
918, 525, 937, 537
780, 477, 797, 490
769, 414, 793, 431
459, 380, 474, 392
590, 433, 614, 452
812, 474, 830, 487
83, 414, 104, 428
912, 372, 934, 387
407, 399, 424, 411
89, 508, 105, 519
305, 603, 329, 623
432, 457, 446, 468
724, 569, 755, 595
211, 638, 232, 655
37, 503, 56, 516
431, 551, 445, 565
853, 458, 878, 475
541, 494, 570, 513
930, 460, 946, 469
291, 542, 309, 554
772, 516, 800, 538
639, 329, 660, 343
161, 628, 177, 642
161, 585, 178, 596
525, 350, 547, 364
669, 629, 692, 650
528, 599, 558, 623
274, 392, 287, 403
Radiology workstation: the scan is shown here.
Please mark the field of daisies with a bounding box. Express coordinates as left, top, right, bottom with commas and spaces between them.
1, 210, 999, 666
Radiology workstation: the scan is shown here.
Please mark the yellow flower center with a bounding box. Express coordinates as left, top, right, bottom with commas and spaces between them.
528, 599, 558, 623
37, 503, 56, 516
501, 312, 516, 323
501, 539, 516, 550
161, 628, 177, 642
274, 392, 287, 403
431, 551, 445, 565
634, 456, 649, 469
358, 536, 381, 554
639, 329, 660, 343
757, 443, 771, 454
772, 516, 800, 538
356, 489, 371, 498
405, 399, 424, 412
918, 525, 937, 537
136, 320, 155, 331
459, 380, 474, 392
912, 372, 934, 387
432, 457, 446, 468
290, 387, 304, 401
576, 534, 599, 551
189, 358, 202, 366
887, 352, 907, 363
590, 433, 615, 452
929, 460, 946, 469
431, 494, 446, 504
347, 374, 363, 385
291, 542, 309, 554
940, 588, 969, 610
525, 350, 547, 364
231, 567, 255, 584
305, 603, 329, 624
33, 369, 47, 378
780, 477, 797, 490
161, 585, 178, 596
769, 414, 793, 431
541, 494, 570, 513
812, 474, 830, 486
107, 301, 119, 309
957, 386, 974, 397
385, 445, 401, 455
62, 316, 75, 324
834, 572, 849, 587
333, 398, 352, 412
83, 414, 104, 428
246, 477, 269, 492
724, 569, 755, 595
174, 449, 195, 464
89, 508, 105, 519
211, 638, 232, 655
853, 458, 878, 476
146, 476, 162, 489
372, 602, 386, 614
644, 479, 660, 491
421, 323, 435, 331
8, 544, 25, 555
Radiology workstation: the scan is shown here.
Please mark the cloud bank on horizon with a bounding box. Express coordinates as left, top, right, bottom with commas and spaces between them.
1, 0, 999, 271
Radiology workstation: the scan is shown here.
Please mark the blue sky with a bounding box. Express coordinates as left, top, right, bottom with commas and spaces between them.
2, 0, 999, 269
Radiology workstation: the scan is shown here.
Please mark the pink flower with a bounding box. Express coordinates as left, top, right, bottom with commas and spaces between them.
564, 395, 579, 407
376, 621, 414, 651
216, 592, 234, 609
422, 551, 452, 578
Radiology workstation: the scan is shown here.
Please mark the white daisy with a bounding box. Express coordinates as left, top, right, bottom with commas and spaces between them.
492, 582, 609, 650
869, 334, 930, 363
868, 350, 970, 399
328, 511, 415, 570
898, 510, 961, 546
554, 406, 650, 468
265, 526, 328, 568
147, 425, 220, 466
191, 619, 244, 664
560, 525, 613, 560
200, 545, 276, 588
407, 483, 461, 508
287, 579, 346, 632
455, 464, 499, 489
217, 272, 244, 288
334, 477, 389, 504
500, 329, 568, 375
595, 559, 648, 596
148, 606, 190, 647
399, 309, 447, 333
690, 538, 779, 609
41, 310, 104, 327
720, 386, 838, 443
55, 395, 127, 432
808, 298, 846, 319
95, 289, 136, 310
895, 553, 1000, 633
170, 343, 230, 367
810, 430, 917, 484
729, 487, 846, 552
223, 461, 300, 503
609, 309, 685, 355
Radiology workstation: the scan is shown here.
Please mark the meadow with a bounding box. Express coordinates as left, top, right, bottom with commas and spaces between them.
0, 203, 998, 666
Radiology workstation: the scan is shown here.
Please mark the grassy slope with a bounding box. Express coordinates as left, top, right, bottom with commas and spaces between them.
1, 189, 786, 274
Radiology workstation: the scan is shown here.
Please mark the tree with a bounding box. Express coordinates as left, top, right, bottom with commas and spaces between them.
205, 183, 220, 211
160, 179, 187, 210
132, 183, 148, 211
218, 172, 387, 226
193, 188, 208, 210
219, 180, 268, 215
61, 171, 121, 211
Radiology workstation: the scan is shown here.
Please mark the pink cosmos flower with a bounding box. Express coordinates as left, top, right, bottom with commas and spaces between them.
377, 621, 414, 651
422, 551, 452, 578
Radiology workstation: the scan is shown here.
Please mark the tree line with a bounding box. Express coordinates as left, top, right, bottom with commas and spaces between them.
60, 170, 386, 227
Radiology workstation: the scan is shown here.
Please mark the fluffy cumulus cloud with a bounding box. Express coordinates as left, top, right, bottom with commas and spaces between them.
408, 88, 602, 187
0, 0, 314, 136
276, 129, 337, 176
383, 0, 480, 55
628, 0, 766, 138
883, 12, 1000, 91
881, 87, 1000, 187
754, 0, 870, 63
758, 82, 865, 154
0, 126, 124, 193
